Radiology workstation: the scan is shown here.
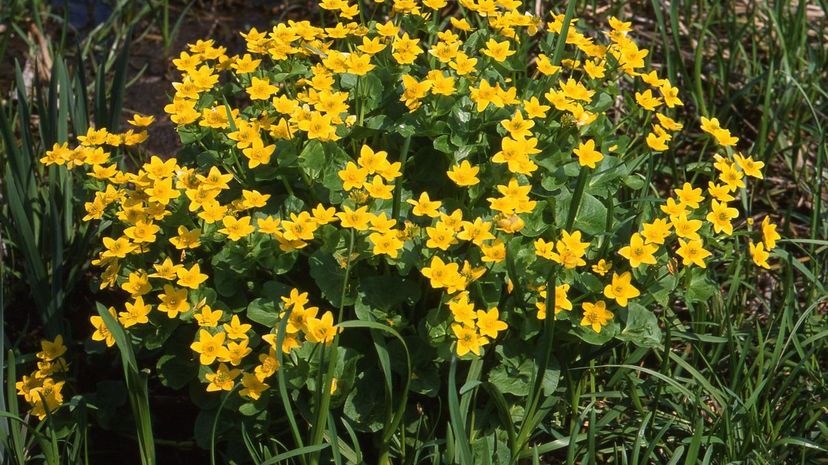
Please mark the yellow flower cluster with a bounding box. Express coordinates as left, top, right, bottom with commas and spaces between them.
38, 0, 782, 386
16, 336, 68, 419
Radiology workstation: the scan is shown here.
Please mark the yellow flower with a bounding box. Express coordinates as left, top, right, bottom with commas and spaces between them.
190, 329, 228, 365
449, 52, 478, 75
481, 38, 515, 62
158, 285, 189, 318
671, 212, 703, 241
311, 204, 337, 225
282, 211, 318, 241
281, 288, 309, 310
391, 33, 422, 65
145, 177, 179, 205
676, 238, 712, 268
347, 53, 375, 75
641, 218, 672, 245
242, 189, 270, 208
659, 197, 686, 217
206, 363, 241, 392
761, 217, 780, 249
199, 201, 227, 224
618, 233, 658, 268
425, 223, 457, 251
444, 160, 480, 187
581, 300, 614, 333
223, 339, 252, 366
584, 59, 606, 79
228, 120, 260, 149
718, 163, 746, 191
176, 263, 208, 289
128, 114, 155, 127
368, 231, 404, 258
223, 315, 252, 340
336, 205, 371, 230
150, 258, 182, 280
475, 307, 507, 339
523, 96, 550, 119
246, 77, 277, 100
591, 259, 612, 276
242, 138, 275, 168
700, 117, 738, 146
338, 162, 368, 191
231, 53, 261, 73
426, 70, 455, 95
535, 283, 573, 319
655, 113, 683, 131
492, 136, 540, 175
358, 36, 386, 54
480, 239, 506, 263
198, 166, 234, 190
219, 215, 255, 241
535, 54, 560, 76
240, 372, 268, 400
734, 153, 764, 179
28, 378, 65, 420
194, 305, 224, 328
706, 200, 739, 235
635, 89, 662, 111
297, 112, 338, 141
369, 212, 397, 233
707, 182, 735, 202
457, 218, 494, 246
421, 255, 463, 292
90, 309, 116, 347
376, 21, 399, 37
660, 82, 683, 108
364, 175, 394, 199
120, 296, 152, 328
469, 80, 503, 112
37, 336, 67, 361
674, 182, 704, 210
451, 323, 485, 356
305, 311, 340, 345
422, 0, 447, 9
501, 111, 534, 139
646, 129, 670, 151
448, 292, 476, 325
603, 272, 640, 307
121, 270, 151, 297
749, 241, 771, 269
573, 139, 603, 168
170, 225, 201, 249
255, 349, 280, 381
407, 192, 442, 217
537, 230, 590, 269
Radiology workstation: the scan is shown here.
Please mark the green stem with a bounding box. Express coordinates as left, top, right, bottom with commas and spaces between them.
566, 168, 590, 231
391, 135, 412, 220
551, 0, 579, 67
309, 229, 355, 465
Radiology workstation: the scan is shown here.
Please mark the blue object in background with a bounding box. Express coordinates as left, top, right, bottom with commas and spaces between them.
53, 0, 113, 30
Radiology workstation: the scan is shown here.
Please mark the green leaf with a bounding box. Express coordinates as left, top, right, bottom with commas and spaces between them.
616, 302, 662, 348
299, 140, 325, 180
309, 249, 355, 308
684, 271, 718, 303
157, 354, 197, 390
247, 298, 278, 326
356, 275, 420, 312
556, 191, 607, 236
343, 367, 386, 433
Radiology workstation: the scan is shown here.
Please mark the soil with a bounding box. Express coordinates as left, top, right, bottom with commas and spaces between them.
124, 0, 314, 156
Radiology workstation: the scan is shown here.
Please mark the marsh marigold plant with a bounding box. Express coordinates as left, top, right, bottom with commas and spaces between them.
35, 0, 781, 461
